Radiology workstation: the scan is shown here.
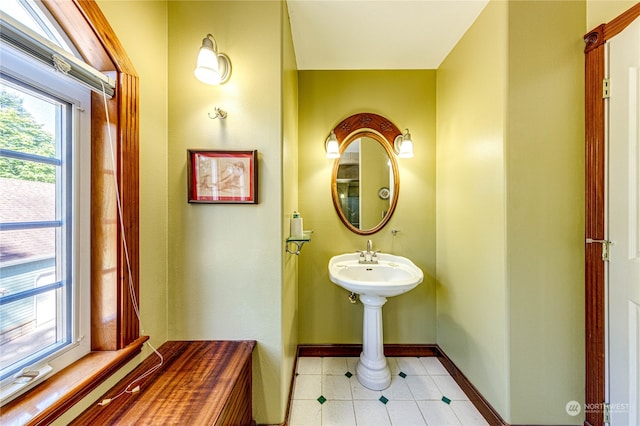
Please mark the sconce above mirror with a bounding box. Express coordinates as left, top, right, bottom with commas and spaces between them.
330, 113, 402, 235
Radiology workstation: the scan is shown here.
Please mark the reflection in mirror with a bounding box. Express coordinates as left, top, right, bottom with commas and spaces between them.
336, 136, 395, 230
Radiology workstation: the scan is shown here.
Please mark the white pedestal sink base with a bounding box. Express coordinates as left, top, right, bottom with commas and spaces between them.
356, 294, 391, 390
328, 252, 424, 391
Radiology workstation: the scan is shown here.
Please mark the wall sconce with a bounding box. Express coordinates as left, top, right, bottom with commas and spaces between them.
194, 34, 231, 85
394, 129, 414, 158
325, 131, 340, 158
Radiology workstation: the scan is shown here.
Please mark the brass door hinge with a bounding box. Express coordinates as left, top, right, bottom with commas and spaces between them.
603, 78, 610, 99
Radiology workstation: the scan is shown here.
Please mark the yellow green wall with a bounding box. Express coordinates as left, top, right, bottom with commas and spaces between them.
506, 2, 585, 424
166, 1, 294, 423
298, 71, 437, 345
436, 0, 509, 418
587, 0, 638, 29
437, 1, 585, 423
281, 0, 299, 412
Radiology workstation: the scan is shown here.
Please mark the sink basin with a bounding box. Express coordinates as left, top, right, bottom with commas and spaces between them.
328, 253, 423, 297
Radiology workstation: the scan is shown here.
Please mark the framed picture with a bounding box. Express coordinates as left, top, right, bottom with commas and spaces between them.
187, 150, 258, 204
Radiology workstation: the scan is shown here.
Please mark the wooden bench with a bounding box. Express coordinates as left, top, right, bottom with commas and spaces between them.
71, 340, 256, 425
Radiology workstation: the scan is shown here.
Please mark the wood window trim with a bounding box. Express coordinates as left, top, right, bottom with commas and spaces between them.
0, 337, 147, 425
44, 0, 140, 351
584, 4, 640, 426
0, 0, 141, 423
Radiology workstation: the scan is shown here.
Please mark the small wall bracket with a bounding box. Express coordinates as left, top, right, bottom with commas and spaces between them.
285, 230, 313, 255
208, 106, 227, 120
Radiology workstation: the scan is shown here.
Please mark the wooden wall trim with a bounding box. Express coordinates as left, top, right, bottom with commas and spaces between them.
43, 0, 140, 350
604, 3, 640, 41
584, 34, 606, 426
584, 25, 605, 54
584, 4, 640, 426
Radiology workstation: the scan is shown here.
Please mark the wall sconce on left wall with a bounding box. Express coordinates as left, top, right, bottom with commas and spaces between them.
194, 34, 231, 85
194, 34, 231, 120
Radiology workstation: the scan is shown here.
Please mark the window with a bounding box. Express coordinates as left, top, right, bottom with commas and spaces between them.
0, 0, 140, 420
0, 40, 91, 404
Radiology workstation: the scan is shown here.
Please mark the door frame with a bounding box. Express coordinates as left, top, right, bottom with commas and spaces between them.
584, 4, 640, 426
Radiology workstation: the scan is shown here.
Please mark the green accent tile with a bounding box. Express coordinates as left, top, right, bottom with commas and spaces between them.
379, 396, 389, 405
345, 371, 353, 378
399, 371, 407, 378
441, 396, 451, 404
317, 395, 327, 404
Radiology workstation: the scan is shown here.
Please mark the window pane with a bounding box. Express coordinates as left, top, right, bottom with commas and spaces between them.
0, 82, 58, 160
0, 0, 75, 55
0, 227, 55, 267
0, 285, 65, 373
0, 78, 67, 381
0, 176, 56, 224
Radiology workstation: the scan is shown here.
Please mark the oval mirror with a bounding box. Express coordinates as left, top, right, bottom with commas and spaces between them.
330, 113, 400, 235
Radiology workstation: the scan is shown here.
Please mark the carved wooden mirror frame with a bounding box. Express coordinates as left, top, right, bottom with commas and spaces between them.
330, 113, 401, 235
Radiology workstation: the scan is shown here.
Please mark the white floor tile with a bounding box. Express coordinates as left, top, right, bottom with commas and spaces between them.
431, 375, 468, 400
298, 357, 323, 374
387, 357, 401, 375
416, 400, 461, 426
289, 399, 322, 425
381, 376, 414, 400
350, 375, 382, 400
346, 357, 359, 373
395, 357, 428, 375
420, 357, 449, 375
450, 400, 489, 425
353, 400, 392, 425
405, 375, 443, 400
294, 374, 322, 400
322, 374, 352, 400
322, 357, 349, 375
290, 357, 486, 426
322, 400, 356, 425
386, 400, 427, 426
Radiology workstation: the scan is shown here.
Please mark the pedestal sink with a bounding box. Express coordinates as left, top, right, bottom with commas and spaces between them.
328, 252, 423, 390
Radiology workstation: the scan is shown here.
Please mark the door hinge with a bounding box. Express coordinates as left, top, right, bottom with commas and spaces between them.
603, 402, 610, 423
586, 238, 613, 262
603, 78, 610, 99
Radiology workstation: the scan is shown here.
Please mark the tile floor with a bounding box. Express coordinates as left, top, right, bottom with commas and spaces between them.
289, 356, 489, 426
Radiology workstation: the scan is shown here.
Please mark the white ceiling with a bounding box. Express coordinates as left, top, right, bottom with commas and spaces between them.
286, 0, 489, 70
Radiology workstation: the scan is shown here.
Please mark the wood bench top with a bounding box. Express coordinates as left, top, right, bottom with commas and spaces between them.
71, 340, 256, 425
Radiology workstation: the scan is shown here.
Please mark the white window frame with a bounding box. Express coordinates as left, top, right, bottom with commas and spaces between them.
0, 41, 91, 404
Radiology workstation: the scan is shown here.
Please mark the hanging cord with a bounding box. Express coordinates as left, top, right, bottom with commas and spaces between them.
96, 82, 163, 407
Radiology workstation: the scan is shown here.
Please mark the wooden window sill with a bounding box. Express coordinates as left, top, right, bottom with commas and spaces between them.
0, 336, 148, 426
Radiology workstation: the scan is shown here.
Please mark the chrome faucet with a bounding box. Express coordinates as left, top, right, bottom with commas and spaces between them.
358, 240, 380, 264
